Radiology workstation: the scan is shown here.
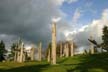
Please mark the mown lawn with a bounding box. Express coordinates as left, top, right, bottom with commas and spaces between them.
0, 52, 108, 72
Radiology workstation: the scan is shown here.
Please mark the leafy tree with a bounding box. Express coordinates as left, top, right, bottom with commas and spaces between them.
101, 26, 108, 51
0, 40, 6, 61
10, 43, 17, 59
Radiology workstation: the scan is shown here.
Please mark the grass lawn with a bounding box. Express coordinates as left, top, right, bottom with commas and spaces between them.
0, 52, 108, 72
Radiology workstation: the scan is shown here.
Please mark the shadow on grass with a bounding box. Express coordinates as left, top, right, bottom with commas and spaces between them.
67, 53, 108, 72
0, 53, 108, 72
0, 64, 49, 72
57, 58, 68, 64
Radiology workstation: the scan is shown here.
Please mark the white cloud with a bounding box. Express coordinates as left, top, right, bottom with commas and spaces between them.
66, 9, 108, 49
102, 9, 108, 20
53, 0, 79, 5
52, 17, 61, 22
66, 0, 78, 4
0, 0, 68, 48
53, 0, 65, 6
85, 2, 92, 8
72, 8, 82, 24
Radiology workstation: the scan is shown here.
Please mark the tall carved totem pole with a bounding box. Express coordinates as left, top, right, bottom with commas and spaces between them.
38, 42, 42, 61
51, 22, 56, 64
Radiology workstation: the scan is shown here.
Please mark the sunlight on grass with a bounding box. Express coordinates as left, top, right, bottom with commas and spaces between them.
88, 68, 106, 72
0, 53, 108, 72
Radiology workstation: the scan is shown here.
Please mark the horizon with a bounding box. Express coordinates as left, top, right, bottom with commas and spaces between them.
0, 0, 108, 51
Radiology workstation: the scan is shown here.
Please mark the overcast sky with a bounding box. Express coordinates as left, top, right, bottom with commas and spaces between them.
0, 0, 108, 50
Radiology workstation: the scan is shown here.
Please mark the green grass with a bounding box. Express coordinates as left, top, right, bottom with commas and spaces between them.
0, 52, 108, 72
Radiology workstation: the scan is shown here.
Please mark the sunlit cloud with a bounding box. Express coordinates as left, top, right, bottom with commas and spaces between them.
52, 17, 61, 22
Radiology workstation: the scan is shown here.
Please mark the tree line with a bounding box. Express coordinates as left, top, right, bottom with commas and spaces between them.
0, 25, 108, 62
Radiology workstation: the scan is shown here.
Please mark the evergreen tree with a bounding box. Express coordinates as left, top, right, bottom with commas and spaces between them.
0, 40, 6, 61
101, 26, 108, 51
10, 43, 17, 59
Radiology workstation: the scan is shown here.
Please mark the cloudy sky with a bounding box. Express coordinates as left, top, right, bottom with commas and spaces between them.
0, 0, 108, 50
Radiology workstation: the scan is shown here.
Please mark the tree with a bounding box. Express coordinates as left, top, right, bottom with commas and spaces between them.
101, 26, 108, 51
0, 40, 6, 61
10, 43, 17, 60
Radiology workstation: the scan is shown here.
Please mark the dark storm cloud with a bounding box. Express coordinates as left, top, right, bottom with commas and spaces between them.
0, 0, 65, 48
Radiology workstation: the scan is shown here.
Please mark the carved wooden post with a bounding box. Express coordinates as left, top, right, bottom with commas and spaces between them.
64, 44, 66, 57
70, 41, 74, 56
23, 48, 25, 62
66, 43, 69, 57
90, 36, 94, 54
47, 49, 51, 62
31, 44, 35, 61
60, 42, 62, 57
14, 46, 17, 62
17, 50, 20, 62
51, 22, 56, 64
38, 42, 42, 61
19, 42, 24, 63
63, 44, 65, 57
17, 43, 20, 62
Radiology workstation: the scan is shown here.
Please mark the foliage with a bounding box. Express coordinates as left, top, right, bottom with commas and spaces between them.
11, 43, 17, 57
0, 40, 6, 61
101, 26, 108, 51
